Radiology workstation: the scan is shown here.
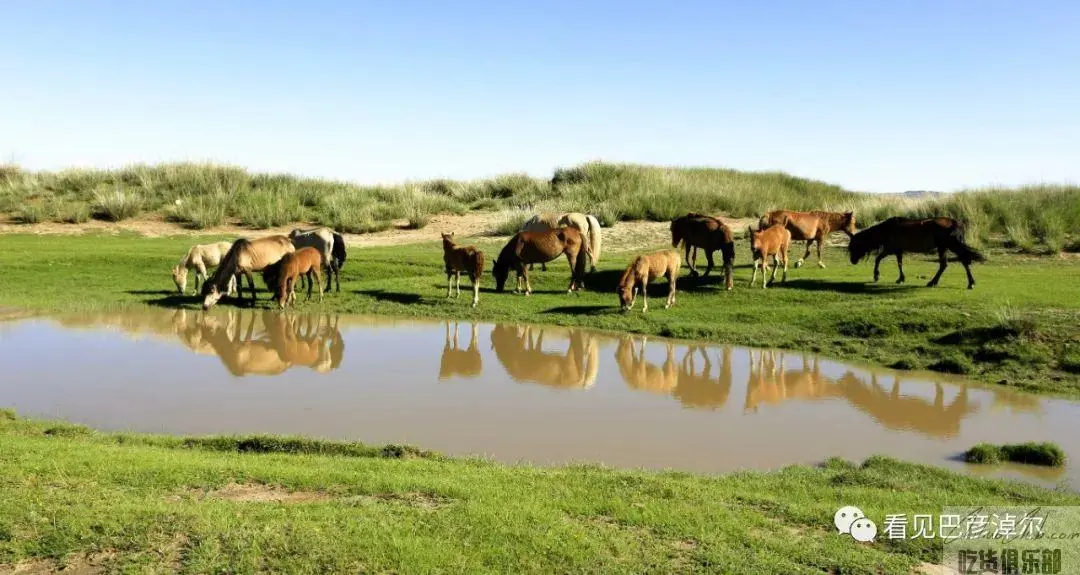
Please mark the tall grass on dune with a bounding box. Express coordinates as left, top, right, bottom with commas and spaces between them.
1, 162, 1077, 250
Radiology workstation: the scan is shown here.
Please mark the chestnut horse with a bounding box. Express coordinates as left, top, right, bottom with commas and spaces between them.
759, 210, 856, 268
274, 246, 324, 308
748, 223, 792, 288
441, 232, 485, 307
492, 227, 590, 295
617, 249, 681, 312
669, 213, 735, 289
848, 216, 985, 289
520, 212, 602, 272
202, 235, 295, 310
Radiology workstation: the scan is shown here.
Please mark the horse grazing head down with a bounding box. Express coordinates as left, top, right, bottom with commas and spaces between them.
171, 266, 187, 294
201, 281, 225, 310
492, 256, 511, 292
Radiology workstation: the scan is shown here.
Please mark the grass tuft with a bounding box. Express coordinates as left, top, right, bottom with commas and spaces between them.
92, 186, 143, 221
963, 442, 1066, 467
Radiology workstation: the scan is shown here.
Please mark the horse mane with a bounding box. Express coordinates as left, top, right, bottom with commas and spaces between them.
204, 239, 247, 295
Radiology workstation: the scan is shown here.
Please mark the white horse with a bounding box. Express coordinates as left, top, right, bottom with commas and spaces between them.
171, 240, 238, 296
288, 227, 341, 292
519, 212, 602, 272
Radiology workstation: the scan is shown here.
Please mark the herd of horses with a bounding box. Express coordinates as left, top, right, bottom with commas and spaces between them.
171, 208, 985, 314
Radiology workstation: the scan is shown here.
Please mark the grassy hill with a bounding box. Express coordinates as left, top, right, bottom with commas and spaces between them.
2, 161, 1077, 253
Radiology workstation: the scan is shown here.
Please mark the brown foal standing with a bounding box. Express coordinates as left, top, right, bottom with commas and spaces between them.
748, 224, 792, 288
441, 232, 485, 307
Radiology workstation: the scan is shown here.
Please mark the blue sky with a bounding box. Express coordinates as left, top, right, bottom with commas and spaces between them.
1, 1, 1077, 193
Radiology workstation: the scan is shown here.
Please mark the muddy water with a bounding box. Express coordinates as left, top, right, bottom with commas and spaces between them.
0, 307, 1075, 489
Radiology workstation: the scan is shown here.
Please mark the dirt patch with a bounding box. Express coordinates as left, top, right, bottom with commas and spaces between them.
200, 482, 332, 503
0, 211, 762, 254
0, 551, 116, 574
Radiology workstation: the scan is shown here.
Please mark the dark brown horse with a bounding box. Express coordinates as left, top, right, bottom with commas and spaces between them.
669, 213, 735, 289
492, 227, 590, 295
848, 216, 985, 289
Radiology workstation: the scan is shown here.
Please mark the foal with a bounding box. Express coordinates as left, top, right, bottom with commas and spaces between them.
441, 232, 485, 307
617, 249, 681, 312
748, 224, 792, 288
275, 247, 325, 309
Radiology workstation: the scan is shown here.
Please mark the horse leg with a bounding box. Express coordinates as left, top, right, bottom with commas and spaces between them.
960, 255, 976, 289
873, 253, 887, 283
895, 253, 905, 284
446, 268, 454, 298
685, 244, 698, 277
640, 276, 649, 313
796, 240, 812, 268
768, 253, 780, 286
245, 271, 257, 306
471, 272, 480, 308
816, 236, 826, 268
666, 271, 676, 309
315, 270, 324, 302
703, 250, 715, 277
780, 249, 789, 283
927, 247, 947, 287
455, 271, 462, 298
750, 257, 760, 287
761, 258, 771, 289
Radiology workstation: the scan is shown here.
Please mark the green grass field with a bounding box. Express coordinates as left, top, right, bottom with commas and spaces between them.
3, 412, 1080, 574
0, 232, 1077, 397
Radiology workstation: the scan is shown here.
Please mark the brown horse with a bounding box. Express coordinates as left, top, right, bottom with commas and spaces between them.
760, 210, 857, 268
669, 213, 734, 289
848, 216, 985, 289
747, 223, 792, 288
202, 235, 295, 310
274, 247, 324, 308
617, 249, 681, 312
492, 227, 590, 295
441, 232, 485, 307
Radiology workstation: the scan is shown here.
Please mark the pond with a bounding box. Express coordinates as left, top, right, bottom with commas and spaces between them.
0, 307, 1074, 489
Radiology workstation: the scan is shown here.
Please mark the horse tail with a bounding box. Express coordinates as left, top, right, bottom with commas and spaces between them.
949, 220, 986, 263
331, 232, 346, 270
585, 214, 602, 267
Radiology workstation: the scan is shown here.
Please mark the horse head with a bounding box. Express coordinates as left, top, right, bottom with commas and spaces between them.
171, 266, 187, 294
492, 257, 510, 292
843, 210, 857, 237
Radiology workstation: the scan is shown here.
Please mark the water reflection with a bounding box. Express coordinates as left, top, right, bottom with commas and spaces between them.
52, 308, 345, 377
2, 308, 1070, 489
439, 321, 482, 380
489, 324, 599, 389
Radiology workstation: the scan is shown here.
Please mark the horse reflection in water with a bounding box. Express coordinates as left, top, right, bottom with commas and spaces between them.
742, 349, 986, 439
489, 324, 599, 390
438, 321, 482, 380
175, 309, 345, 377
615, 336, 733, 409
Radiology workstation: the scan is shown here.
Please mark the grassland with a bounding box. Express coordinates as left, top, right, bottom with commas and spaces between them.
0, 232, 1078, 397
1, 410, 1079, 574
2, 162, 1078, 254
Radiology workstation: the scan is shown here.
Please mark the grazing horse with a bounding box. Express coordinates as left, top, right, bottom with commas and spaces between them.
274, 247, 324, 309
201, 235, 295, 310
492, 227, 590, 295
441, 232, 485, 307
748, 223, 792, 288
669, 213, 735, 289
848, 216, 985, 289
171, 240, 237, 296
617, 249, 681, 312
520, 212, 602, 272
288, 227, 341, 292
759, 210, 857, 268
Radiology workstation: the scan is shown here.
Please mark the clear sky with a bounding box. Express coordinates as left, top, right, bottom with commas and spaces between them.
1, 1, 1077, 193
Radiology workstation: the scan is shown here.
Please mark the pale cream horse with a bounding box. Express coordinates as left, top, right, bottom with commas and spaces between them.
520, 212, 602, 272
171, 241, 238, 296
